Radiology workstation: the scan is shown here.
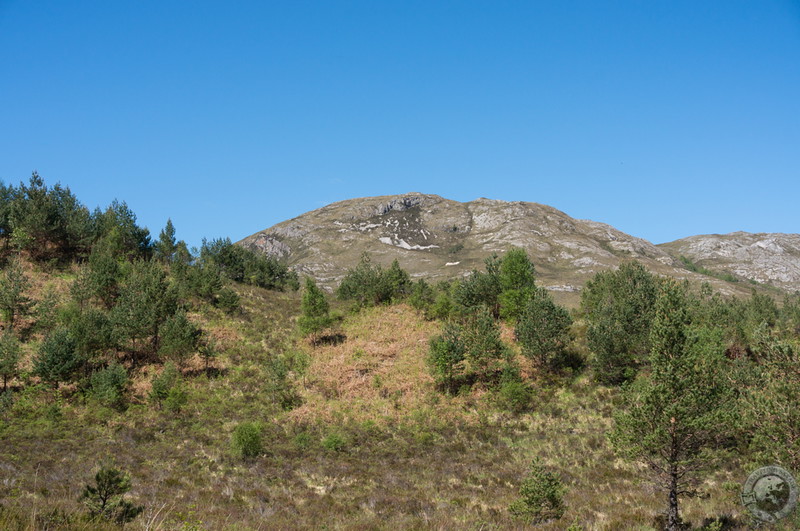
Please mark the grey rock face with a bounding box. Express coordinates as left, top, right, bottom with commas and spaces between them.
659, 233, 800, 292
238, 193, 789, 305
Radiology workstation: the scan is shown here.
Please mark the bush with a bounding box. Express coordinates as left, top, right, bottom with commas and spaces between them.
149, 363, 180, 409
231, 421, 263, 459
496, 379, 534, 414
322, 432, 347, 452
89, 363, 128, 409
509, 458, 566, 524
216, 286, 240, 313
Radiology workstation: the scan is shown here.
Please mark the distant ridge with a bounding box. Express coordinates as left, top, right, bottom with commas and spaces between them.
238, 193, 798, 305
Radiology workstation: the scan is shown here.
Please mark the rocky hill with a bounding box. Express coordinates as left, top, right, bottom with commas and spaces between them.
659, 232, 800, 293
238, 193, 788, 305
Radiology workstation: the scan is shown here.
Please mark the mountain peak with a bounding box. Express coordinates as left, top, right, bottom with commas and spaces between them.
238, 194, 797, 305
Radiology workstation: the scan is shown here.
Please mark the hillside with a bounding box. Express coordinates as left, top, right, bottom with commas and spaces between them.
659, 232, 800, 292
238, 193, 777, 305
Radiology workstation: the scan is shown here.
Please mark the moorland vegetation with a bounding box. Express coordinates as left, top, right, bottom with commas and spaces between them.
1, 174, 800, 529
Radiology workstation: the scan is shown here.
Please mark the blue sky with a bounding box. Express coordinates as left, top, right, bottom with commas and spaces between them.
1, 1, 799, 249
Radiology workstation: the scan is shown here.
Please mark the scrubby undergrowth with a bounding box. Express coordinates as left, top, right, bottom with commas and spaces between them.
1, 279, 785, 530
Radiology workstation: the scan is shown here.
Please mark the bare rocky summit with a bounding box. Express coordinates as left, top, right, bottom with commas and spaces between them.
238, 193, 789, 306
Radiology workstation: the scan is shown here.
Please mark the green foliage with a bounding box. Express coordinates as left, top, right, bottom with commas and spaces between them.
85, 245, 122, 308
409, 278, 435, 314
0, 258, 33, 331
200, 237, 298, 291
462, 307, 508, 381
508, 458, 566, 524
337, 254, 410, 307
215, 286, 240, 312
608, 280, 736, 530
158, 310, 200, 366
80, 465, 143, 524
298, 277, 334, 340
322, 431, 347, 452
679, 255, 739, 283
581, 261, 659, 385
6, 172, 94, 260
744, 328, 800, 470
149, 362, 180, 409
93, 200, 152, 259
453, 260, 502, 317
199, 337, 218, 375
0, 332, 20, 391
111, 259, 178, 356
515, 288, 573, 370
495, 378, 534, 414
154, 218, 177, 263
89, 363, 128, 409
231, 421, 263, 459
427, 322, 466, 393
428, 307, 508, 393
497, 247, 537, 320
34, 327, 83, 385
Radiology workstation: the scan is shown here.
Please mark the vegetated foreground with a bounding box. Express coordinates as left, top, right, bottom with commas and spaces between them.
0, 294, 746, 530
3, 175, 800, 530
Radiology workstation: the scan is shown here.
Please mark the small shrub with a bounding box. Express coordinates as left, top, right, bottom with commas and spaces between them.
231, 421, 263, 458
215, 286, 240, 313
164, 386, 188, 412
509, 458, 566, 524
149, 363, 180, 409
322, 432, 347, 452
89, 363, 128, 409
496, 380, 534, 414
80, 465, 143, 524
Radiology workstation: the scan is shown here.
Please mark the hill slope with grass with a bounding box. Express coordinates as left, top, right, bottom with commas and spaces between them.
4, 176, 800, 530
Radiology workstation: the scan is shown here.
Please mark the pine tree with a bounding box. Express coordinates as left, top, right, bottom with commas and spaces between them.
0, 332, 20, 391
154, 219, 177, 263
581, 261, 659, 384
515, 288, 572, 370
498, 247, 536, 321
608, 280, 735, 530
0, 258, 33, 331
80, 466, 143, 524
298, 277, 333, 343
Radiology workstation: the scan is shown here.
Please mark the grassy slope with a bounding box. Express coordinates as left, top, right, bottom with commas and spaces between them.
0, 273, 794, 530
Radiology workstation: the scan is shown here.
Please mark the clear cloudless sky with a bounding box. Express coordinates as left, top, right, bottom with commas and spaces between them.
1, 1, 799, 249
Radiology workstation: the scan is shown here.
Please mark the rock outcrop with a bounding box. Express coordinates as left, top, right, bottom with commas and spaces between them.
239, 193, 790, 305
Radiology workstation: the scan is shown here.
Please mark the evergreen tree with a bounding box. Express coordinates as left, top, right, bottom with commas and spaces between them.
515, 288, 573, 370
298, 277, 333, 342
0, 332, 20, 391
111, 260, 177, 356
80, 466, 143, 524
34, 327, 83, 386
0, 258, 33, 331
158, 310, 200, 366
427, 322, 465, 393
581, 261, 659, 384
498, 247, 536, 321
453, 255, 502, 317
154, 218, 177, 263
608, 280, 735, 531
462, 307, 507, 382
